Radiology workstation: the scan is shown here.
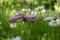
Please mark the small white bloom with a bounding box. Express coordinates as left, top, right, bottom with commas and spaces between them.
44, 33, 47, 36
38, 5, 44, 10
56, 19, 60, 22
10, 36, 22, 40
44, 16, 54, 22
34, 8, 39, 12
43, 33, 47, 38
10, 23, 16, 28
28, 9, 31, 11
46, 10, 52, 14
34, 5, 44, 12
34, 12, 37, 15
31, 11, 34, 14
41, 9, 46, 13
0, 21, 2, 24
21, 8, 25, 11
14, 36, 22, 40
48, 19, 60, 27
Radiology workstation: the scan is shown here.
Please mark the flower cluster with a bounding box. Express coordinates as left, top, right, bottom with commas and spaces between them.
9, 11, 37, 23
44, 16, 58, 22
9, 11, 24, 23
44, 16, 60, 27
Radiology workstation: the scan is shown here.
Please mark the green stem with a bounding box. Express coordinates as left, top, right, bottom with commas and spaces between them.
52, 27, 55, 40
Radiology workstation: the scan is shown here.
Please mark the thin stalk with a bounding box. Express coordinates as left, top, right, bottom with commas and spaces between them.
52, 27, 55, 40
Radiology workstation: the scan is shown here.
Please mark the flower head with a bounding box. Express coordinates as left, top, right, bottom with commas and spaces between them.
44, 16, 59, 22
46, 10, 52, 14
10, 36, 22, 40
21, 8, 25, 12
23, 16, 28, 22
27, 14, 37, 22
10, 23, 16, 28
34, 5, 44, 12
38, 5, 44, 10
34, 8, 39, 12
44, 16, 54, 22
48, 19, 60, 27
53, 16, 60, 20
15, 11, 24, 19
14, 36, 22, 40
27, 9, 31, 12
9, 17, 17, 23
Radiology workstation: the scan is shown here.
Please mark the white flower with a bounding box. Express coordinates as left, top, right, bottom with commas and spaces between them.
27, 9, 31, 11
44, 16, 54, 22
41, 9, 46, 13
31, 11, 34, 14
56, 19, 60, 22
34, 5, 44, 12
34, 8, 39, 12
46, 10, 52, 14
38, 5, 44, 10
21, 8, 25, 11
21, 8, 31, 12
10, 36, 22, 40
0, 21, 2, 24
10, 23, 16, 28
14, 36, 22, 40
48, 19, 60, 27
34, 12, 37, 15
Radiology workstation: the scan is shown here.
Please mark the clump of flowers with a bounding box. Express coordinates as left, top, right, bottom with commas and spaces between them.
44, 16, 60, 27
9, 11, 38, 23
44, 16, 59, 22
9, 11, 24, 23
9, 17, 18, 23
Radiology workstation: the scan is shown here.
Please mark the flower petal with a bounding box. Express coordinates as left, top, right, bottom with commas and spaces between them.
9, 17, 17, 23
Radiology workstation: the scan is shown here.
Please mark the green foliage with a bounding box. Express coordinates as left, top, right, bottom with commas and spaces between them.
0, 0, 60, 40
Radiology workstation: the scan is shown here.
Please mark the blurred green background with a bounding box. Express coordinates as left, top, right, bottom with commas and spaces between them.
0, 0, 60, 40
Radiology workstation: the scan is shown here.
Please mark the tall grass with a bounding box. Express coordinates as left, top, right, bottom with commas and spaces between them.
0, 0, 60, 40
